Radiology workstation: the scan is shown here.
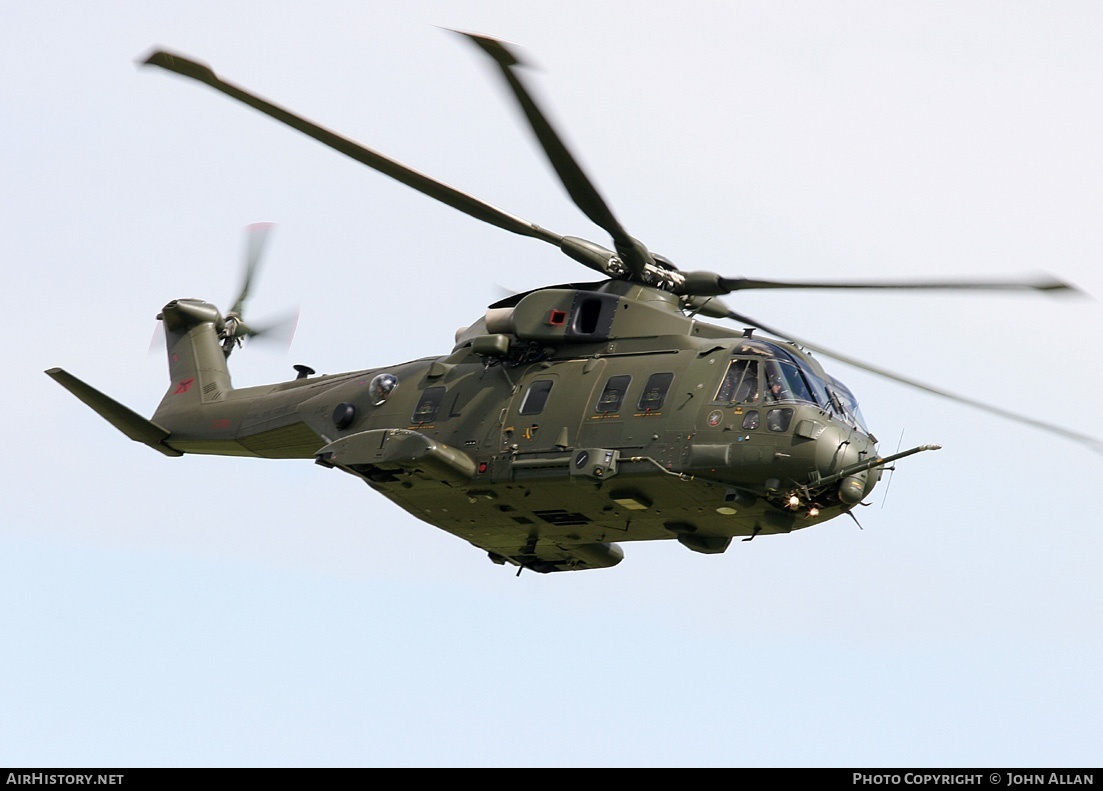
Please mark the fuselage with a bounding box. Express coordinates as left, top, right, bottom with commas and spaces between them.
150, 280, 881, 570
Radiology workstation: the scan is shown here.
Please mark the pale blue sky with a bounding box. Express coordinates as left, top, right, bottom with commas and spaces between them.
4, 1, 1102, 767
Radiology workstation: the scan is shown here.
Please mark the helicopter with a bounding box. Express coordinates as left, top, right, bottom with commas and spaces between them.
47, 32, 1100, 574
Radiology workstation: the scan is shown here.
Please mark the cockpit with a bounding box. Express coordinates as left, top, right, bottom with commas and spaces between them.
714, 339, 872, 436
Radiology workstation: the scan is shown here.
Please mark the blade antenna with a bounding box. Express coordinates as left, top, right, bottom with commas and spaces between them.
879, 429, 905, 510
844, 509, 865, 531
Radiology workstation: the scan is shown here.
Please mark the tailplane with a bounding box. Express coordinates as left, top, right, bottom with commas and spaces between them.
44, 367, 182, 457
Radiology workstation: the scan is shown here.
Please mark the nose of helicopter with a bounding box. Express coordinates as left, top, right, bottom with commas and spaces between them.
813, 425, 879, 506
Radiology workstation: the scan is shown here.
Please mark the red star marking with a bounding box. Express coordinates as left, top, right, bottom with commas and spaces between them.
173, 378, 195, 395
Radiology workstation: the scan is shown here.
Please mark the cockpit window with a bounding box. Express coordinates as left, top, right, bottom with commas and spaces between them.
714, 359, 759, 404
763, 360, 815, 405
828, 377, 871, 434
731, 340, 779, 358
721, 338, 873, 437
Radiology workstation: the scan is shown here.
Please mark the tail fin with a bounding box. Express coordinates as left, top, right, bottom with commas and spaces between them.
154, 299, 234, 416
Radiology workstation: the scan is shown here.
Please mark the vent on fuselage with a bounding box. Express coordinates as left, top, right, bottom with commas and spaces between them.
533, 509, 592, 526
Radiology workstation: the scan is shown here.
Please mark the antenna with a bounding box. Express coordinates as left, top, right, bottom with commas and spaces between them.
879, 429, 905, 509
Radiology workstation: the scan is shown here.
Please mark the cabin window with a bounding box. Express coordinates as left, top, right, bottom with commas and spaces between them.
519, 380, 554, 415
368, 373, 398, 406
595, 375, 631, 414
411, 386, 446, 424
742, 410, 760, 431
714, 359, 759, 404
637, 372, 674, 412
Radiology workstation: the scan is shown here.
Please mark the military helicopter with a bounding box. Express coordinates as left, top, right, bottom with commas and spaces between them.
47, 33, 1099, 573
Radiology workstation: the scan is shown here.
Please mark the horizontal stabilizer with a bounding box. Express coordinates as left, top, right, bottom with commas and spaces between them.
45, 368, 183, 457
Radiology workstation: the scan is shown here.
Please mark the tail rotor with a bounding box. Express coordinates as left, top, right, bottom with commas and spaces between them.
218, 222, 297, 356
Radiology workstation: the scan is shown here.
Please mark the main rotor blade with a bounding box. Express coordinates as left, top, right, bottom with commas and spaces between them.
229, 221, 274, 317
715, 274, 1079, 295
454, 31, 653, 277
726, 309, 1103, 453
142, 50, 564, 248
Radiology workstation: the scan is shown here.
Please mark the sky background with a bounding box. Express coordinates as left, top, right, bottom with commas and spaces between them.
4, 1, 1102, 768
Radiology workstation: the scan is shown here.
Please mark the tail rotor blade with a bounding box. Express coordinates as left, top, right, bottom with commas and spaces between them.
230, 221, 275, 318
241, 308, 300, 351
147, 321, 165, 357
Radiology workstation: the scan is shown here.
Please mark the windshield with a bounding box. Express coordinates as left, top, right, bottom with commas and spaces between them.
717, 339, 872, 436
827, 377, 871, 435
763, 359, 815, 404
